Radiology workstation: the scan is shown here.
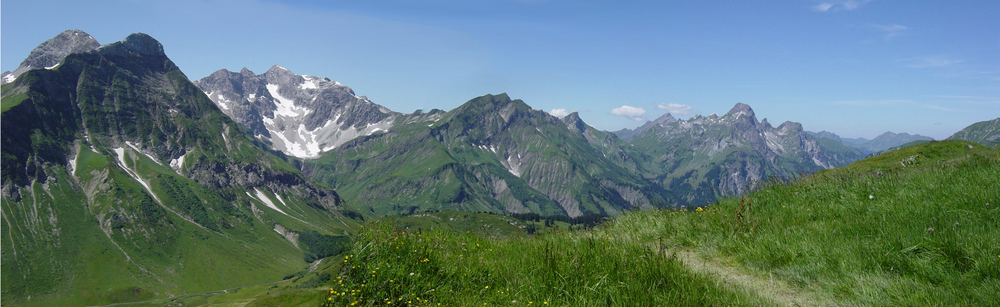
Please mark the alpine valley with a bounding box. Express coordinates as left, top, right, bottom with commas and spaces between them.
3, 30, 998, 306
196, 68, 868, 217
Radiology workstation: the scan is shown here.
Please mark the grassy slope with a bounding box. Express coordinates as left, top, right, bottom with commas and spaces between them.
0, 146, 341, 307
144, 140, 998, 306
615, 140, 999, 305
948, 117, 1000, 148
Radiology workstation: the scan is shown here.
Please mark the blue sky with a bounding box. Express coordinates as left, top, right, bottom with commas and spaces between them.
3, 0, 998, 139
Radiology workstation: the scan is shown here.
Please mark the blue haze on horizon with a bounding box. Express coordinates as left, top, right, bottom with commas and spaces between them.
2, 0, 998, 140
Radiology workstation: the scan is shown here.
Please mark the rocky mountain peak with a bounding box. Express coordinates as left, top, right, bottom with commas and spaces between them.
725, 103, 755, 118
652, 113, 678, 126
777, 121, 803, 133
195, 65, 400, 158
93, 33, 165, 57
561, 112, 588, 133
760, 118, 773, 129
2, 29, 100, 84
724, 103, 759, 131
266, 64, 295, 77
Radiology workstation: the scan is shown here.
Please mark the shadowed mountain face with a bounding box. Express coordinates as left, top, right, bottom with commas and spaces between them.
194, 66, 399, 158
1, 33, 356, 306
303, 93, 674, 217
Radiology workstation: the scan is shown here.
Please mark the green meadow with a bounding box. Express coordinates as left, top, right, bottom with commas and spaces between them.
113, 140, 1000, 306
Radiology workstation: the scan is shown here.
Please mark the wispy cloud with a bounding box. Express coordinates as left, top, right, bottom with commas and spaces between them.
899, 55, 963, 68
922, 105, 966, 112
549, 108, 570, 118
812, 3, 835, 12
835, 99, 973, 112
812, 0, 873, 12
611, 105, 646, 120
656, 103, 692, 115
926, 95, 998, 100
834, 99, 914, 107
872, 23, 907, 39
925, 95, 1000, 106
872, 24, 906, 32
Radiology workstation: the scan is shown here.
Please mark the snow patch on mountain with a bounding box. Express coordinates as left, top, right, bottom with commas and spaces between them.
69, 151, 78, 176
208, 91, 231, 110
266, 84, 310, 117
299, 76, 319, 89
253, 188, 288, 216
763, 131, 785, 154
114, 147, 162, 205
169, 152, 187, 172
126, 142, 162, 166
503, 155, 523, 177
196, 66, 400, 159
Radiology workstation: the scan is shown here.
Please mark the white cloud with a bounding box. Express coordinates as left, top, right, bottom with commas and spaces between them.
656, 103, 692, 115
812, 0, 872, 12
873, 24, 906, 32
812, 3, 834, 11
610, 105, 646, 118
549, 108, 570, 118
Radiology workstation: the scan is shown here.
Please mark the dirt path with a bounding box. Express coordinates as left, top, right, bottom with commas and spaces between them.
671, 250, 828, 307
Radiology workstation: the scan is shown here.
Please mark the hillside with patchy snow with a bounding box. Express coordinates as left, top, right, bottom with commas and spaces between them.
194, 65, 399, 158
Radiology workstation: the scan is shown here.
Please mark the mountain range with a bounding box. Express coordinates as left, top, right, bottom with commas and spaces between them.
196, 66, 867, 216
808, 130, 935, 154
2, 31, 357, 306
193, 66, 398, 158
3, 29, 998, 306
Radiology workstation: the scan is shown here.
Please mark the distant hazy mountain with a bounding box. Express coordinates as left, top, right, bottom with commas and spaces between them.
807, 130, 842, 143
302, 93, 673, 217
947, 117, 1000, 147
807, 130, 934, 154
194, 66, 399, 158
859, 132, 934, 153
2, 32, 356, 306
613, 113, 678, 141
626, 104, 865, 203
2, 29, 100, 84
840, 137, 870, 145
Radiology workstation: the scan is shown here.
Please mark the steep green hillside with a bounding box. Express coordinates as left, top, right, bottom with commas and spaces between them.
1, 33, 358, 306
303, 94, 673, 218
948, 117, 1000, 147
156, 140, 996, 306
617, 140, 999, 305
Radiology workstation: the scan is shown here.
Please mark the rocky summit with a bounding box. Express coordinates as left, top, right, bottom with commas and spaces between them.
2, 29, 100, 84
625, 103, 865, 202
1, 32, 356, 306
194, 66, 399, 158
302, 93, 672, 217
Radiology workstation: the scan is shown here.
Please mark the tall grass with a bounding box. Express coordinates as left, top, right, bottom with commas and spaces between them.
608, 141, 999, 305
322, 220, 767, 306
